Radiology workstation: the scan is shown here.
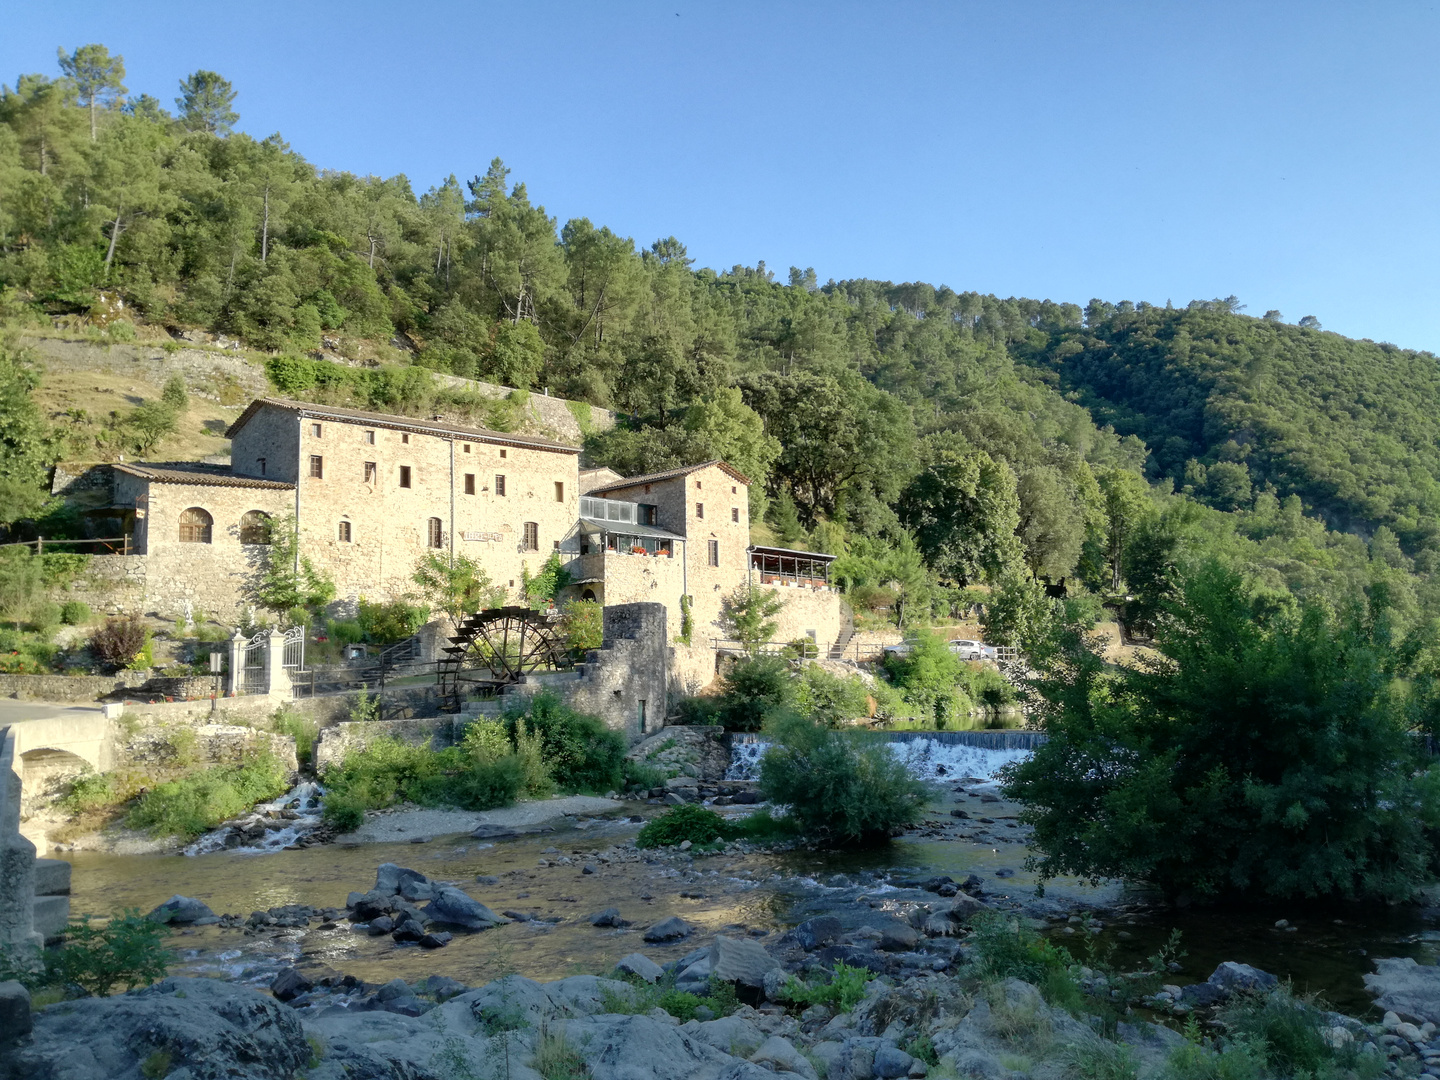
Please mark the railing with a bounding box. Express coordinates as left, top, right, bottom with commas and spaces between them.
0, 536, 132, 555
709, 638, 818, 658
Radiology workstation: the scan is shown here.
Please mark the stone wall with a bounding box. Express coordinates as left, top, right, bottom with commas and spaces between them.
668, 643, 720, 705
505, 602, 669, 742
117, 721, 298, 777
763, 584, 845, 653
0, 728, 40, 950
0, 672, 149, 702
312, 716, 455, 773
62, 554, 146, 617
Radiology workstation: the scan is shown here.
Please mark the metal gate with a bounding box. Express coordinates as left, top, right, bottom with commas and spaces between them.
241, 630, 268, 694
281, 626, 306, 671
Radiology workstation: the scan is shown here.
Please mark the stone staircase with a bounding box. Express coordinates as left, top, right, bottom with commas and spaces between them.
827, 627, 855, 660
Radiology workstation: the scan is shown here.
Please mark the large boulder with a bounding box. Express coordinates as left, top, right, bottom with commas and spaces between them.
643, 916, 692, 943
1365, 957, 1440, 1025
751, 1034, 818, 1079
789, 916, 841, 951
707, 936, 782, 993
1208, 961, 1277, 994
6, 977, 308, 1080
0, 980, 30, 1044
617, 953, 665, 983
421, 886, 508, 931
146, 895, 217, 925
374, 864, 428, 895
269, 966, 314, 1003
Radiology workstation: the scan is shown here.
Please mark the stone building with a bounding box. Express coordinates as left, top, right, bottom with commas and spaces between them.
62, 396, 846, 688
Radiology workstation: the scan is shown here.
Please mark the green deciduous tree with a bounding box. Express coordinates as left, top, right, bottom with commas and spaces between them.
411, 550, 504, 621
899, 446, 1023, 584
719, 584, 786, 653
253, 515, 337, 617
1003, 560, 1440, 901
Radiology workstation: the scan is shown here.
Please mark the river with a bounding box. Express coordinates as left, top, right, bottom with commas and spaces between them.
55, 734, 1440, 1016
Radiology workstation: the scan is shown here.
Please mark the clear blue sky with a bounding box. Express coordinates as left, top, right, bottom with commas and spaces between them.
6, 2, 1438, 351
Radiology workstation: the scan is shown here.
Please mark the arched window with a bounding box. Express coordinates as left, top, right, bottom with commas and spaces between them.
178, 507, 213, 544
239, 510, 271, 545
581, 588, 596, 601
338, 520, 352, 543
427, 517, 443, 548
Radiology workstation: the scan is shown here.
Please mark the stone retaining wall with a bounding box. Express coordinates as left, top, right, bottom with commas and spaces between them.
313, 716, 455, 772
0, 672, 149, 702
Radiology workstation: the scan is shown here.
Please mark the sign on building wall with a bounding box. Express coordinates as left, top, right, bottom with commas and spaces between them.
463, 530, 504, 542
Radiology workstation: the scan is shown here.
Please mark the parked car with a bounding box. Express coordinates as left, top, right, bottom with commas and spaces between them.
949, 638, 997, 661
882, 639, 918, 657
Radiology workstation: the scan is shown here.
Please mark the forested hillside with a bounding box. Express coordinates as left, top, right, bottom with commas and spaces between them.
4, 45, 1440, 643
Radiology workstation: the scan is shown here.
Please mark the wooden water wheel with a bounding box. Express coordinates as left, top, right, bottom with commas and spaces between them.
437, 606, 572, 713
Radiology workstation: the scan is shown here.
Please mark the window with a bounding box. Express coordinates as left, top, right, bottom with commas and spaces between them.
364, 429, 375, 444
309, 455, 323, 479
638, 699, 647, 734
644, 484, 652, 493
399, 466, 412, 488
523, 522, 539, 551
695, 480, 702, 489
732, 486, 737, 494
463, 443, 471, 454
256, 457, 266, 476
178, 507, 213, 544
696, 502, 704, 519
495, 474, 507, 496
239, 510, 270, 545
364, 461, 377, 484
464, 473, 475, 495
338, 520, 352, 542
402, 432, 410, 444
427, 517, 443, 548
311, 422, 323, 438
731, 507, 740, 523
553, 540, 560, 550
581, 588, 596, 601
708, 539, 719, 566
499, 447, 507, 459
639, 503, 658, 526
555, 481, 565, 502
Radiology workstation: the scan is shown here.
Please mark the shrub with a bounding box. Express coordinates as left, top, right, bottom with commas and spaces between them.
779, 961, 876, 1012
60, 600, 91, 625
59, 770, 120, 814
357, 597, 427, 644
326, 619, 364, 645
670, 696, 723, 726
966, 911, 1076, 986
532, 1023, 586, 1080
513, 718, 554, 797
320, 733, 526, 817
44, 909, 171, 996
321, 792, 366, 832
718, 655, 793, 731
757, 711, 929, 844
89, 613, 147, 667
126, 751, 290, 838
1163, 1034, 1267, 1080
506, 693, 625, 793
30, 600, 62, 631
795, 663, 872, 727
460, 718, 511, 762
559, 598, 603, 654
636, 804, 740, 848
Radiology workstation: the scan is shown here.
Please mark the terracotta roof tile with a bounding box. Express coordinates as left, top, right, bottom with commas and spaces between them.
225, 397, 580, 453
113, 463, 295, 490
588, 460, 750, 492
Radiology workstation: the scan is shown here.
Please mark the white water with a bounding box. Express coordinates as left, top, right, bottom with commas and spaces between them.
725, 736, 1032, 784
184, 782, 325, 856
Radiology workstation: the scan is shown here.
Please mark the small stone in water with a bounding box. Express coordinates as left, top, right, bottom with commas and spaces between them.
1275, 919, 1289, 928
